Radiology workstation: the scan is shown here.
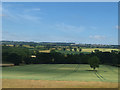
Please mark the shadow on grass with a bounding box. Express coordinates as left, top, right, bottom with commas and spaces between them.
86, 70, 97, 71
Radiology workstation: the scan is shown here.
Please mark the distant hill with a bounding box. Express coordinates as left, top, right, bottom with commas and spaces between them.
1, 40, 119, 49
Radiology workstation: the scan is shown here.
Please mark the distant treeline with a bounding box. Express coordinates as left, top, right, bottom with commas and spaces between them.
1, 41, 119, 48
2, 46, 120, 66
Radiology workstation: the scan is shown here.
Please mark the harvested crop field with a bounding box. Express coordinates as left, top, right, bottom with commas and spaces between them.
2, 79, 119, 88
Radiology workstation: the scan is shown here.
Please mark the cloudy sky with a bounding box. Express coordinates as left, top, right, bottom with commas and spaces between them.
2, 2, 118, 45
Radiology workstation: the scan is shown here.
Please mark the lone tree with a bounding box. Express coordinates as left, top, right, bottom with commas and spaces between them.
79, 48, 82, 52
94, 49, 99, 53
74, 48, 77, 52
63, 48, 66, 51
88, 56, 100, 70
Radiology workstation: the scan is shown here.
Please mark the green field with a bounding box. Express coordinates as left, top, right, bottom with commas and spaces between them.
2, 64, 118, 82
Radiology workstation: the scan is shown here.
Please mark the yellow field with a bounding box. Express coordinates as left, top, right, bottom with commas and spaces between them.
2, 79, 119, 88
38, 48, 119, 54
39, 50, 50, 53
7, 45, 14, 47
23, 45, 34, 48
81, 48, 119, 52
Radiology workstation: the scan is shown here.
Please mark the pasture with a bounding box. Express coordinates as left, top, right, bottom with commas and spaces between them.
55, 48, 119, 54
2, 64, 119, 88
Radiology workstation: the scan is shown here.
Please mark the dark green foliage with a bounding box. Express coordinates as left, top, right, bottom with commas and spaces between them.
50, 51, 66, 64
2, 46, 32, 65
69, 46, 72, 51
63, 48, 66, 51
2, 52, 10, 62
74, 48, 77, 52
50, 50, 56, 53
7, 53, 22, 65
30, 44, 36, 47
118, 52, 120, 64
66, 54, 81, 64
36, 53, 52, 64
79, 48, 82, 52
45, 44, 51, 50
55, 47, 58, 50
19, 44, 23, 47
24, 57, 32, 64
13, 44, 16, 47
80, 54, 89, 64
88, 56, 100, 70
2, 45, 120, 67
94, 49, 100, 53
111, 50, 118, 53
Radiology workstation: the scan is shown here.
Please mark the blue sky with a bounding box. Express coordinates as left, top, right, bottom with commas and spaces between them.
2, 2, 118, 45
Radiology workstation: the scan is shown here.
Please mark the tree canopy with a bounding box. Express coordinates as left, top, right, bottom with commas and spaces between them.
88, 56, 100, 70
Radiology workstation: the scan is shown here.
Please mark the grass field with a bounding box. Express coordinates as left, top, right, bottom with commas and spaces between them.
2, 64, 119, 88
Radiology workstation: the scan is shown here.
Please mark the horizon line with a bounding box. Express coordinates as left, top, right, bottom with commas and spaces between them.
1, 40, 118, 45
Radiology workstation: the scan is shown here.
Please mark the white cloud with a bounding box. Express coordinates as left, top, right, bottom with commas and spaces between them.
2, 7, 41, 23
115, 25, 120, 29
89, 35, 105, 40
55, 23, 85, 33
16, 14, 41, 22
23, 8, 41, 13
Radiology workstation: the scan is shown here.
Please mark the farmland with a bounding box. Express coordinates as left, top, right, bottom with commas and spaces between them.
2, 64, 119, 88
1, 1, 119, 89
55, 48, 119, 54
2, 41, 120, 88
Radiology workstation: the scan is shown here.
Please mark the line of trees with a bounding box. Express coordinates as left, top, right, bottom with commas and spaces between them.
2, 46, 120, 67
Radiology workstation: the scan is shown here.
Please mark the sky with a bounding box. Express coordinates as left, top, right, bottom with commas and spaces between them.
2, 2, 118, 45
